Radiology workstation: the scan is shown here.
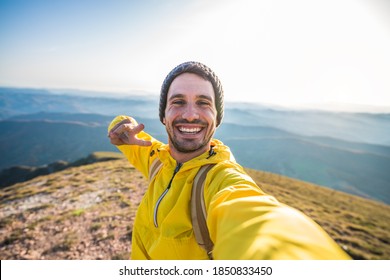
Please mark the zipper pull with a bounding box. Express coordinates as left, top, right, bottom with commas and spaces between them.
174, 162, 183, 173
166, 162, 182, 191
207, 146, 216, 159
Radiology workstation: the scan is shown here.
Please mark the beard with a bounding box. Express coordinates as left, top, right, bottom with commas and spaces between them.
168, 133, 210, 153
166, 119, 215, 154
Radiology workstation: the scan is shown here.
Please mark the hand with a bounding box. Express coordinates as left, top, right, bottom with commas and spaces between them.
108, 119, 152, 146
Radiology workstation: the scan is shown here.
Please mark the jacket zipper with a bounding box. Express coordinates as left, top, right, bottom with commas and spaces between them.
153, 162, 182, 227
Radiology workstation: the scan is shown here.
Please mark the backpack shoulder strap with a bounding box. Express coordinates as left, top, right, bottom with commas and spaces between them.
148, 158, 163, 181
191, 164, 216, 259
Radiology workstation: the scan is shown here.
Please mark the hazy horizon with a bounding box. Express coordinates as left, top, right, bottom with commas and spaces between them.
2, 85, 390, 114
1, 0, 389, 110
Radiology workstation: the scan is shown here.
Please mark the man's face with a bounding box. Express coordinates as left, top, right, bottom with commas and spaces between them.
163, 73, 217, 157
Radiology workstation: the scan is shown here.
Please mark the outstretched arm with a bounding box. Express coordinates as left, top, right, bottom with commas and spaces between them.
208, 189, 351, 260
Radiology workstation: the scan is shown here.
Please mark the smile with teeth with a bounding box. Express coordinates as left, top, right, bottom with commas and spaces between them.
178, 126, 202, 134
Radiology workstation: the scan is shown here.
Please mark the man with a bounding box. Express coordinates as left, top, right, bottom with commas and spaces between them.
108, 61, 350, 260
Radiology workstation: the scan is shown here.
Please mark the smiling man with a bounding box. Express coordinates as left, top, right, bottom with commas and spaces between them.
163, 72, 218, 162
108, 61, 350, 260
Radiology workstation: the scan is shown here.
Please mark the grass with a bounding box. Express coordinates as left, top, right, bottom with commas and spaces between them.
90, 222, 103, 232
91, 151, 125, 160
71, 209, 85, 217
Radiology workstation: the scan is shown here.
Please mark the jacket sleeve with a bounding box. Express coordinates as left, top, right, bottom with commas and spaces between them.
206, 169, 351, 260
108, 115, 161, 178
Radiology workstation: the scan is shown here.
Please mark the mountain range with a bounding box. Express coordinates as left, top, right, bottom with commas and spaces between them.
0, 87, 389, 204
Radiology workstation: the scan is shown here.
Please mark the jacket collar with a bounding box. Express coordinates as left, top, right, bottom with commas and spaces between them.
156, 139, 235, 171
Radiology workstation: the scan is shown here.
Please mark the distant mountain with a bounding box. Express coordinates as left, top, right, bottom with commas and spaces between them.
2, 87, 390, 146
0, 87, 159, 119
0, 88, 389, 204
224, 104, 390, 146
1, 112, 389, 204
0, 114, 166, 169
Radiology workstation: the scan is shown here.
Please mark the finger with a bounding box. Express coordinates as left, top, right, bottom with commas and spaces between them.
133, 138, 152, 146
111, 123, 134, 137
131, 123, 146, 134
113, 123, 145, 136
109, 119, 131, 135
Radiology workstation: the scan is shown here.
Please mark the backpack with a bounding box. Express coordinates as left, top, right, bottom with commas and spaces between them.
148, 159, 215, 259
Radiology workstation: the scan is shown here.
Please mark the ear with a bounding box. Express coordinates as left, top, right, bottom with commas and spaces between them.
162, 117, 166, 125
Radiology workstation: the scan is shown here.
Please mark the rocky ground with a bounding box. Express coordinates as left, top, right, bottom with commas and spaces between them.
0, 159, 145, 259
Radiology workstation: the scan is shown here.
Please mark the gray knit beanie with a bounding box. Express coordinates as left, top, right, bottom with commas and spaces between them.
159, 61, 224, 127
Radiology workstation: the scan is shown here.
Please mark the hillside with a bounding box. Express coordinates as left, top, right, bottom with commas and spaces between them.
1, 112, 389, 204
1, 156, 389, 260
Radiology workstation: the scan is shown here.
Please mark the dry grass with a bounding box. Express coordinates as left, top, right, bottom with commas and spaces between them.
0, 159, 143, 260
0, 158, 389, 259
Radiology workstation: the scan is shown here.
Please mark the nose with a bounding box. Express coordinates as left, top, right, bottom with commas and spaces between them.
182, 104, 199, 122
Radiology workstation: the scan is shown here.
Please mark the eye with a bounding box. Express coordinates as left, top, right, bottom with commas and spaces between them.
197, 100, 212, 106
172, 99, 185, 105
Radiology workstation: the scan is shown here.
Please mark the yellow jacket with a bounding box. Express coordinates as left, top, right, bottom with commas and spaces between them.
109, 115, 351, 260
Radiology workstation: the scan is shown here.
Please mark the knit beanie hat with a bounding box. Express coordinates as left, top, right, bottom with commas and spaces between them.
159, 61, 224, 127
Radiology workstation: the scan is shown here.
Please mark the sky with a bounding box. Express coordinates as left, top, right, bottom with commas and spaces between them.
1, 0, 390, 111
